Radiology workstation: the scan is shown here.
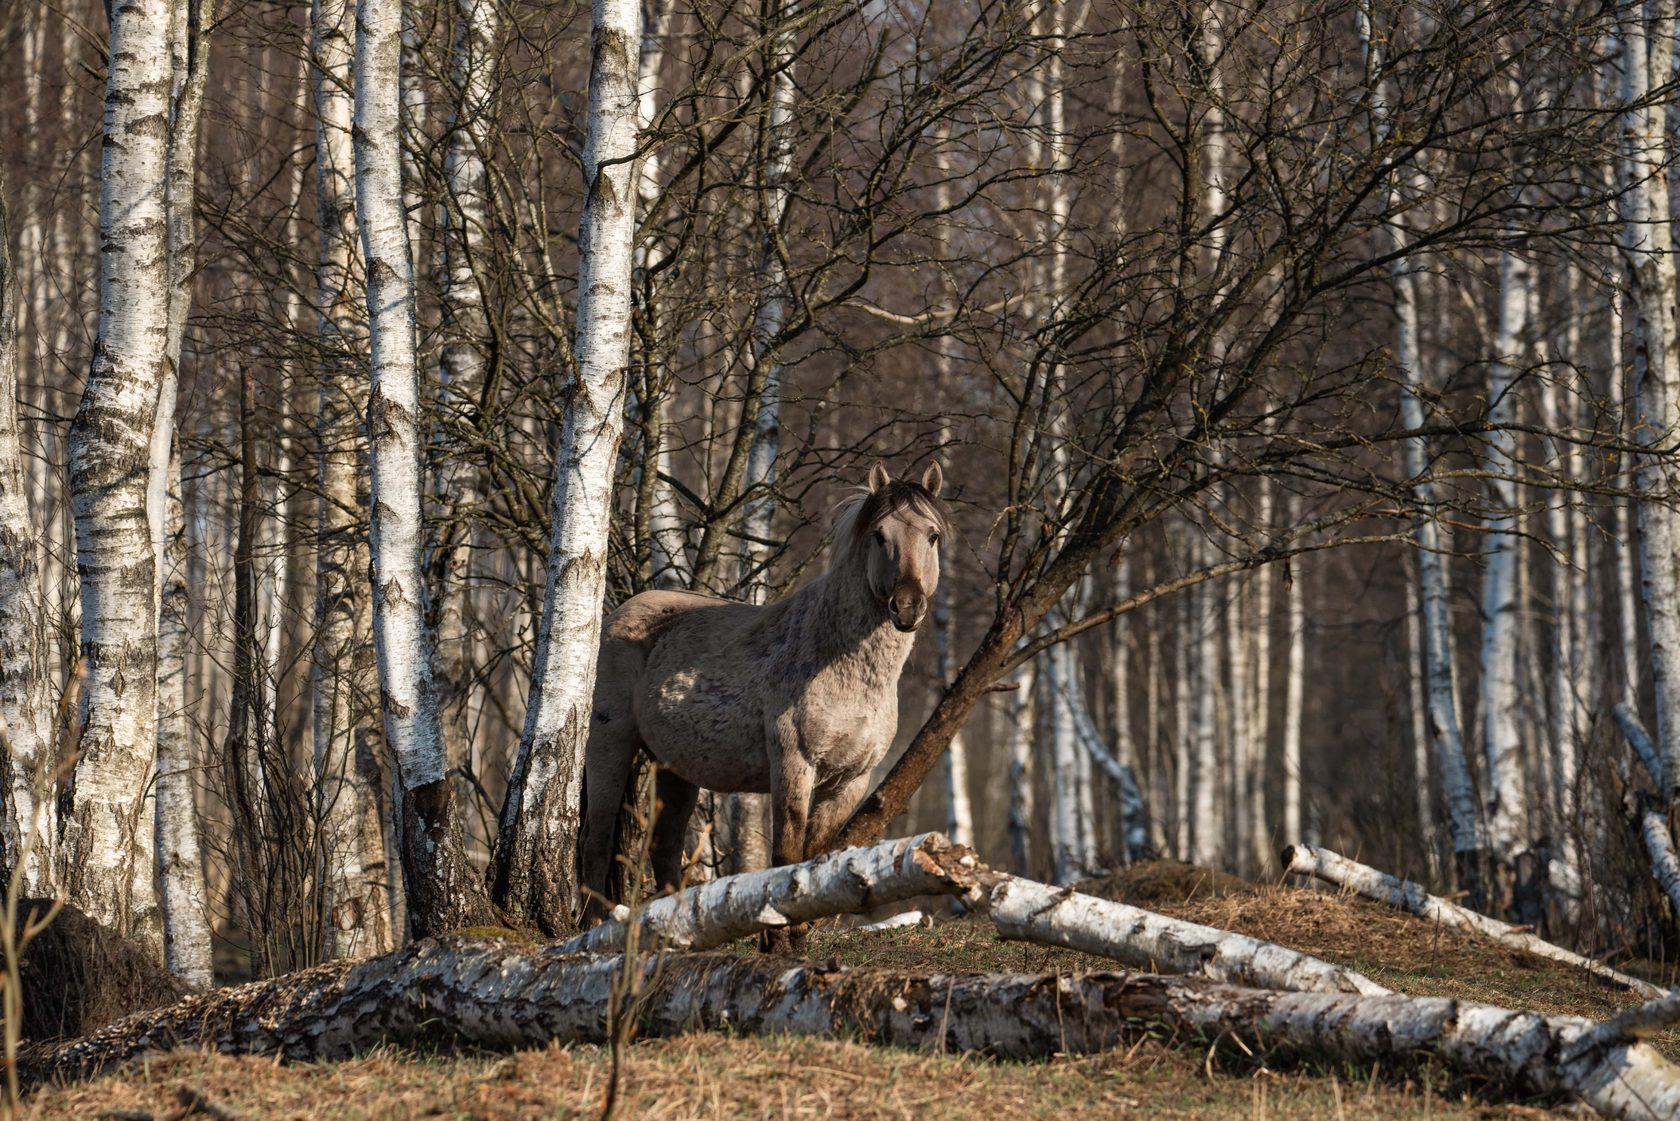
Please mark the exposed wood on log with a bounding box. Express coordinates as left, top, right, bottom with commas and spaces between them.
1283, 844, 1665, 999
982, 877, 1388, 995
23, 938, 1680, 1120
557, 834, 988, 953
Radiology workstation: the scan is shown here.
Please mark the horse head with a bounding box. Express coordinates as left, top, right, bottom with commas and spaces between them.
852, 460, 946, 632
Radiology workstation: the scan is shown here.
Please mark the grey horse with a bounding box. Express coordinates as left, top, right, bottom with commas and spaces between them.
578, 461, 947, 926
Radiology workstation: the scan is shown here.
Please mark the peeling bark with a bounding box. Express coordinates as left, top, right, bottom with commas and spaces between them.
356, 0, 494, 935
23, 939, 1680, 1120
492, 0, 641, 932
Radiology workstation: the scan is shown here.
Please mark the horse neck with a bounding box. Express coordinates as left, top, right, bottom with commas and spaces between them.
792, 555, 914, 672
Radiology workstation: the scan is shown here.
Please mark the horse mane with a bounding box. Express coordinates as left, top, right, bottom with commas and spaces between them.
829, 478, 949, 572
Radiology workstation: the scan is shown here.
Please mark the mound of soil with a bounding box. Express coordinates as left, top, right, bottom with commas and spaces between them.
1076, 860, 1253, 905
18, 899, 193, 1041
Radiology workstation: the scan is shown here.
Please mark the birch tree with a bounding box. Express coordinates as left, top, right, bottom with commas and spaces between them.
1481, 245, 1533, 908
63, 0, 181, 948
313, 0, 392, 958
0, 174, 53, 894
491, 0, 642, 933
1615, 0, 1680, 804
355, 0, 494, 936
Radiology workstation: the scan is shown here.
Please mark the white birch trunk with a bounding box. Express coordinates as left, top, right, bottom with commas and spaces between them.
1361, 4, 1483, 900
312, 0, 392, 957
1617, 0, 1680, 801
356, 0, 493, 935
1063, 656, 1146, 862
156, 446, 210, 988
154, 0, 213, 987
1403, 558, 1441, 873
1047, 643, 1085, 884
1481, 246, 1532, 871
1190, 555, 1221, 867
25, 943, 1680, 1121
1610, 285, 1641, 703
64, 0, 176, 947
1247, 482, 1273, 869
492, 0, 640, 931
0, 175, 53, 893
933, 581, 973, 848
1283, 844, 1663, 998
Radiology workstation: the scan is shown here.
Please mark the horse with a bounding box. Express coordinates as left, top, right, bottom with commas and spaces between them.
578, 460, 947, 927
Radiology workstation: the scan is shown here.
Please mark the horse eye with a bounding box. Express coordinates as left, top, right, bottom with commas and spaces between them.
929, 531, 940, 545
872, 527, 887, 543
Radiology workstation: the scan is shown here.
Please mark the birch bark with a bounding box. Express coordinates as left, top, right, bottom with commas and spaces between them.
491, 0, 641, 932
64, 0, 178, 947
1360, 4, 1484, 901
0, 175, 53, 894
356, 0, 494, 936
312, 0, 392, 957
1616, 0, 1680, 802
429, 0, 500, 771
1481, 246, 1533, 891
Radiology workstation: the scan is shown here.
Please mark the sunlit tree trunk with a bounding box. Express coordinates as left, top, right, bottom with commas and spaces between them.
1481, 245, 1532, 906
491, 0, 641, 933
1282, 519, 1305, 847
313, 0, 392, 957
0, 175, 53, 894
356, 0, 495, 937
64, 0, 178, 949
1360, 3, 1484, 904
1616, 0, 1680, 805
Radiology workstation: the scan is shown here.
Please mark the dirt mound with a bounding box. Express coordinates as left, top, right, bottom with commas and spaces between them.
1075, 860, 1253, 905
18, 899, 194, 1041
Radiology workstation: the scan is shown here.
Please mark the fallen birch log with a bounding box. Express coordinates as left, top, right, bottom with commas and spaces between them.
24, 937, 1680, 1120
1637, 794, 1680, 920
1283, 844, 1665, 999
571, 834, 1378, 994
983, 877, 1387, 995
558, 833, 984, 954
1611, 708, 1680, 921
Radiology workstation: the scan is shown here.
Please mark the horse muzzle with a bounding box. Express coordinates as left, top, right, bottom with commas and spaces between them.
888, 595, 926, 632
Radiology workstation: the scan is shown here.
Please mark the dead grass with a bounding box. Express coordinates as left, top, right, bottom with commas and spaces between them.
24, 861, 1672, 1119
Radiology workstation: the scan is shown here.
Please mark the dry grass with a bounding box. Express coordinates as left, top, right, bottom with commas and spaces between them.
24, 861, 1673, 1119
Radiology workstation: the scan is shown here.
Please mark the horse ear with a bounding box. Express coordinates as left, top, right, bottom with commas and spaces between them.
921, 460, 943, 497
867, 460, 890, 493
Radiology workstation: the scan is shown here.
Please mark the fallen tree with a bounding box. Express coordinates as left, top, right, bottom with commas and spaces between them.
23, 936, 1680, 1119
571, 834, 1383, 994
981, 877, 1387, 995
1282, 844, 1666, 999
559, 833, 985, 953
1612, 707, 1680, 921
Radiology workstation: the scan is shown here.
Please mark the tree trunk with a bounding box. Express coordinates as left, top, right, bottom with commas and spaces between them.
25, 942, 1680, 1120
491, 0, 641, 933
156, 443, 210, 988
0, 171, 54, 894
312, 0, 393, 958
1617, 0, 1680, 804
933, 580, 974, 848
1481, 244, 1533, 912
63, 0, 179, 950
356, 0, 494, 937
1005, 662, 1035, 874
1361, 4, 1483, 904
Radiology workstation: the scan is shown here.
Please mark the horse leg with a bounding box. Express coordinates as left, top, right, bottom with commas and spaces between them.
649, 768, 700, 894
579, 716, 643, 927
761, 739, 815, 956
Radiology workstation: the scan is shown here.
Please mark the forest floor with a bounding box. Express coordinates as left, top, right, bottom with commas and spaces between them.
23, 862, 1680, 1120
